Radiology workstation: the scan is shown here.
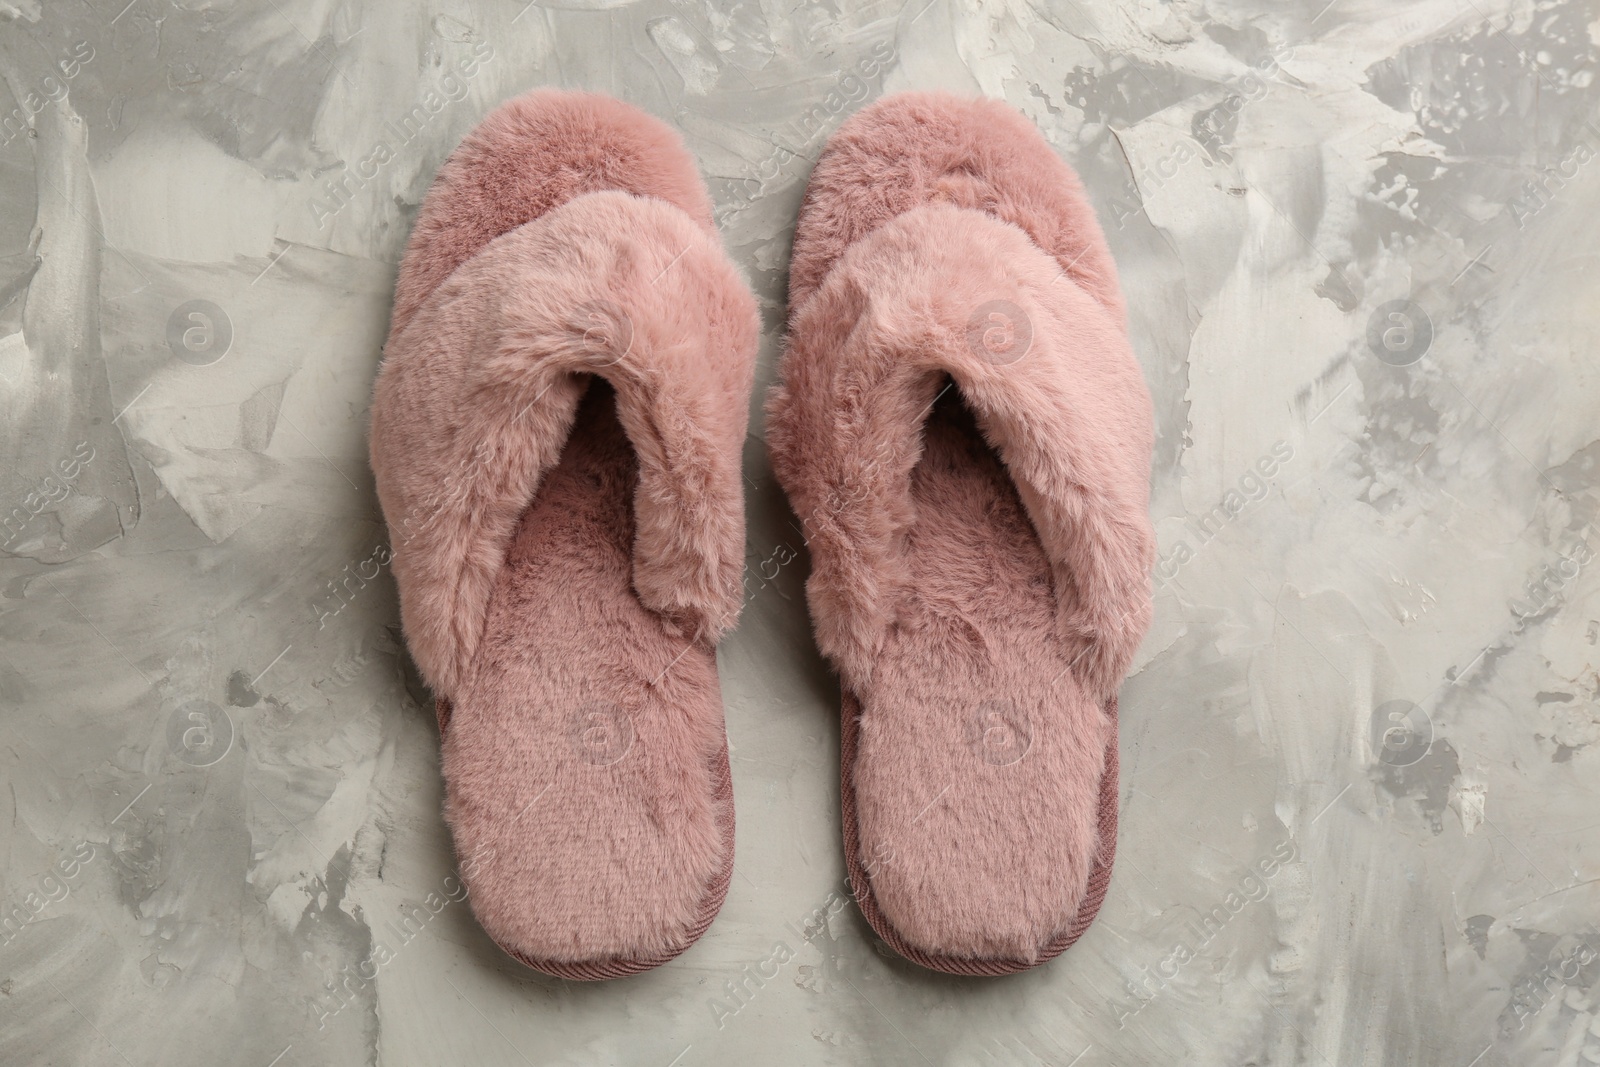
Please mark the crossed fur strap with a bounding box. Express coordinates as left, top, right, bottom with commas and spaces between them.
370, 190, 758, 700
767, 202, 1155, 702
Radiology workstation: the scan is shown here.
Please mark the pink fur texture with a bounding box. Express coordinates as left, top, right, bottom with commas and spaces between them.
785, 91, 1123, 319
369, 90, 757, 974
443, 382, 735, 972
389, 88, 714, 342
767, 93, 1155, 969
376, 191, 755, 698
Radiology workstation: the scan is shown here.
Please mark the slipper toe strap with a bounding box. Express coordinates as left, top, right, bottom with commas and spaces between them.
371, 190, 759, 701
768, 202, 1155, 702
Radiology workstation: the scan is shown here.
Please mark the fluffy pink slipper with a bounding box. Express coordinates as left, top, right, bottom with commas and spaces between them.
369, 90, 758, 979
767, 92, 1155, 975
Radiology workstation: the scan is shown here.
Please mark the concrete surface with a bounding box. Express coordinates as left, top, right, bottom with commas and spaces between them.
1, 1, 1598, 1064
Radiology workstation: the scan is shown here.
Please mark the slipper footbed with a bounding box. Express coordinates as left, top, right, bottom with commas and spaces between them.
444, 382, 733, 973
845, 389, 1112, 969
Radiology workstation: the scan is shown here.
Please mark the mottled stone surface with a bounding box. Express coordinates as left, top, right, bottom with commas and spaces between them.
1, 1, 1597, 1064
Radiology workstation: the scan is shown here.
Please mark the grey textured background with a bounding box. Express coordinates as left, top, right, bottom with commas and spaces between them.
1, 1, 1598, 1064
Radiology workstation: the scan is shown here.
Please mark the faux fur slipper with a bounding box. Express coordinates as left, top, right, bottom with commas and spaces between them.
370, 89, 758, 979
767, 92, 1155, 975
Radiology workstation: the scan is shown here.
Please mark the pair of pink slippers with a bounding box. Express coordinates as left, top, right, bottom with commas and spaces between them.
369, 88, 1155, 979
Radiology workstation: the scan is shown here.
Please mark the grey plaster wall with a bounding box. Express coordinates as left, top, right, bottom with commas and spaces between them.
0, 1, 1597, 1064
